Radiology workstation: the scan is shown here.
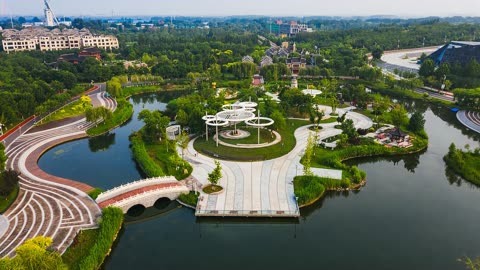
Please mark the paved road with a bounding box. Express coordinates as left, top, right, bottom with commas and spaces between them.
413, 88, 454, 102
0, 91, 115, 257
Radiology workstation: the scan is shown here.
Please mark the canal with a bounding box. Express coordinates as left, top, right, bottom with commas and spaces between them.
38, 94, 480, 270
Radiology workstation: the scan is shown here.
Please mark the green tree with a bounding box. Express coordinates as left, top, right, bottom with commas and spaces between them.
0, 144, 6, 172
175, 109, 189, 127
138, 110, 171, 143
408, 111, 426, 133
371, 47, 384, 60
303, 133, 315, 176
176, 131, 189, 159
208, 160, 222, 186
390, 105, 409, 127
0, 236, 67, 270
270, 110, 286, 131
419, 59, 435, 77
0, 170, 19, 196
340, 119, 358, 142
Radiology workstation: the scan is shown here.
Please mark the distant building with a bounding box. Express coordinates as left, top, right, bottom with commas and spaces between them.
260, 56, 273, 67
57, 47, 102, 65
242, 55, 254, 63
2, 27, 119, 53
286, 57, 307, 75
269, 20, 312, 37
427, 41, 480, 66
78, 47, 102, 60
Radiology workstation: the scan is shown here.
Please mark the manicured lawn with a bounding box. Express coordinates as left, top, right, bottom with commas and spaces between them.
220, 127, 276, 145
194, 119, 309, 161
203, 185, 223, 194
41, 100, 91, 125
178, 191, 199, 207
87, 100, 133, 136
0, 185, 19, 213
87, 188, 103, 200
319, 117, 338, 124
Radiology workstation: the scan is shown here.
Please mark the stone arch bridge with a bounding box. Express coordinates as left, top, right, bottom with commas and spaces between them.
96, 177, 189, 213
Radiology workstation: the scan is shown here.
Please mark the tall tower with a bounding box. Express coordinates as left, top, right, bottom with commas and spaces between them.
44, 0, 59, 27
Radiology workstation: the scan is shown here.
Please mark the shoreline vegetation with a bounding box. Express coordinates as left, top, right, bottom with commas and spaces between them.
62, 207, 124, 270
444, 143, 480, 185
295, 137, 428, 207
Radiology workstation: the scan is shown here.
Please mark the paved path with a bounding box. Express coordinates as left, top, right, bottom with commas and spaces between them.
0, 215, 8, 240
457, 110, 480, 134
0, 91, 115, 257
186, 108, 372, 217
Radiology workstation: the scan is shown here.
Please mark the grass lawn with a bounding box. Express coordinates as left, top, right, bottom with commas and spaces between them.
194, 119, 309, 161
145, 141, 192, 180
178, 191, 199, 207
203, 185, 223, 194
41, 100, 91, 125
62, 207, 123, 270
220, 127, 276, 145
319, 117, 338, 124
0, 185, 19, 213
444, 147, 480, 185
62, 229, 99, 269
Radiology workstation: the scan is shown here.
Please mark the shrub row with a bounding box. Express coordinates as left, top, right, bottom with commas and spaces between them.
87, 99, 133, 136
130, 132, 165, 177
77, 207, 124, 270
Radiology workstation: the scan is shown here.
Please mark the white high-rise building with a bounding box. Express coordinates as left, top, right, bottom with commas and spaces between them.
44, 0, 58, 27
44, 8, 55, 27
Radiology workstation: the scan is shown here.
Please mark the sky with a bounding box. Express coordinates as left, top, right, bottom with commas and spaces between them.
3, 0, 480, 17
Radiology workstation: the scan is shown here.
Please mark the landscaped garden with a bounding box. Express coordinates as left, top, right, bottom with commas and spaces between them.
194, 119, 308, 161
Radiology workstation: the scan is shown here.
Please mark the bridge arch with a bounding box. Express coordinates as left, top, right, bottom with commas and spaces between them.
96, 177, 190, 214
127, 204, 146, 217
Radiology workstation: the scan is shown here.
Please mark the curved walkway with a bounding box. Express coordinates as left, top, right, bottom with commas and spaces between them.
0, 91, 115, 257
457, 110, 480, 134
185, 108, 372, 217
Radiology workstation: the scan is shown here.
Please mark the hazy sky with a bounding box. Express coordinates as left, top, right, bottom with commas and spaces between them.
3, 0, 480, 17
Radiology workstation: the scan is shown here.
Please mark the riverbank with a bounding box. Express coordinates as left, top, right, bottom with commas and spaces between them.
295, 134, 428, 207
444, 143, 480, 185
87, 100, 133, 137
62, 207, 123, 270
130, 131, 192, 180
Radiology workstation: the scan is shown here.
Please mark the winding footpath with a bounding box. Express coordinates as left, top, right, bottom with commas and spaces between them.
187, 107, 372, 217
457, 110, 480, 134
0, 91, 116, 257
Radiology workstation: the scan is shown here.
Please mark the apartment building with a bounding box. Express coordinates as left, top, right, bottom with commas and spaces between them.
1, 27, 119, 53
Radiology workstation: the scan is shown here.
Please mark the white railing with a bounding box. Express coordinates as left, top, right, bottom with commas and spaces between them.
96, 176, 177, 202
113, 185, 189, 209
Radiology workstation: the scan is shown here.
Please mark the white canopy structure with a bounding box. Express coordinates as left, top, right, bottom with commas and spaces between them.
202, 100, 274, 147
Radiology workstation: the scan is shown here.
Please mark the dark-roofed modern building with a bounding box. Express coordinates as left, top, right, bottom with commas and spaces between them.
428, 41, 480, 66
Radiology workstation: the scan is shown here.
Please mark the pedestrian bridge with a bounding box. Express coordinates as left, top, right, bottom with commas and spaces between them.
96, 176, 189, 213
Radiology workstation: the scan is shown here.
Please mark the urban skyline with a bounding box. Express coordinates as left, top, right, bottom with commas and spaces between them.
2, 0, 480, 17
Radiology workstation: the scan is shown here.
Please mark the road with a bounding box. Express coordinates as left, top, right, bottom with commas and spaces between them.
413, 88, 454, 102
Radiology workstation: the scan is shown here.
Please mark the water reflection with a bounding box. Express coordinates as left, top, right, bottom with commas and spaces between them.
124, 200, 181, 225
88, 132, 116, 152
